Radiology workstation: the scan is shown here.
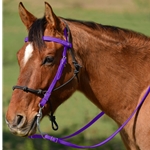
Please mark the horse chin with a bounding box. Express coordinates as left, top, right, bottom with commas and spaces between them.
6, 116, 37, 137
26, 116, 38, 136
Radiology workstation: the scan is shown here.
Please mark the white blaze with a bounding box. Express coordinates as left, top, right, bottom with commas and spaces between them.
23, 43, 33, 66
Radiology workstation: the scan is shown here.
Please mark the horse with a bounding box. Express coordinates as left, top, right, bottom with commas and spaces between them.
6, 2, 150, 150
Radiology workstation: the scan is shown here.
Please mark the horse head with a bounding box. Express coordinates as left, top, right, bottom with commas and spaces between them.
6, 2, 79, 137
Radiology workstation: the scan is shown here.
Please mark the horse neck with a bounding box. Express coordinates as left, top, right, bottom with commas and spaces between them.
68, 21, 114, 110
67, 20, 150, 124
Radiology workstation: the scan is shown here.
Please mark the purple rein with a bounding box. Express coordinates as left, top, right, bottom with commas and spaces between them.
29, 86, 150, 149
26, 27, 150, 149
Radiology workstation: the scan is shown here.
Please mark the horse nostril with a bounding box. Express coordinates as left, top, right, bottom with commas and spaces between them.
16, 115, 23, 124
15, 114, 26, 128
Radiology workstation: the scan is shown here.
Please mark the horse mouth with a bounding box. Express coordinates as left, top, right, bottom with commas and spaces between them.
6, 116, 38, 137
26, 116, 37, 136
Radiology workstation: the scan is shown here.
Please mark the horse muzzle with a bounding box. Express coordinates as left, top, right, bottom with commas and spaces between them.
5, 114, 37, 137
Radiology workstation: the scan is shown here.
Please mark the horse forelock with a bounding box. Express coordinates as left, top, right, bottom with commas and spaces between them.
28, 16, 47, 50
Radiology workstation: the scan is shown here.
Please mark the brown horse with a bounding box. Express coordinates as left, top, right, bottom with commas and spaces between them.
6, 2, 150, 150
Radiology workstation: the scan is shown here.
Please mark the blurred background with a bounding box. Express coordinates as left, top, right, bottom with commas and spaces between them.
3, 0, 150, 150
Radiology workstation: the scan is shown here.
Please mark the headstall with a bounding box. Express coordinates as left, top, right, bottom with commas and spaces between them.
13, 23, 81, 130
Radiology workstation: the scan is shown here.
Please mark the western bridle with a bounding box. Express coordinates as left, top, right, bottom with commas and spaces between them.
12, 21, 150, 149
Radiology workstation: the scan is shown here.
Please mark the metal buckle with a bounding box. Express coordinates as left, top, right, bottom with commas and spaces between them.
36, 104, 45, 138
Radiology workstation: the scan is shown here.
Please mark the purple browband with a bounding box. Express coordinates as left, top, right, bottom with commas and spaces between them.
25, 36, 72, 48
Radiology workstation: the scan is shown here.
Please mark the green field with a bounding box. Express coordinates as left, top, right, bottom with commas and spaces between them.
3, 0, 150, 150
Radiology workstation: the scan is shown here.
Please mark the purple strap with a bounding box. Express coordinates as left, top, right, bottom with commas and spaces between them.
30, 111, 104, 140
61, 111, 105, 140
29, 86, 150, 148
39, 28, 70, 107
24, 36, 72, 48
39, 55, 67, 107
25, 28, 72, 108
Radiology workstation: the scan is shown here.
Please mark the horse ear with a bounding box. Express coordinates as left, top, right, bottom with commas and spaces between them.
18, 2, 37, 29
44, 2, 60, 28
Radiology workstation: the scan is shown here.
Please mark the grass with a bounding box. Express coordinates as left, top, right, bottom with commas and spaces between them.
3, 0, 150, 150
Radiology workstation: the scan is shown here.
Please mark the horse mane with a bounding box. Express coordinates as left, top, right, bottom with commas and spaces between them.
28, 16, 150, 50
64, 18, 150, 49
65, 18, 149, 38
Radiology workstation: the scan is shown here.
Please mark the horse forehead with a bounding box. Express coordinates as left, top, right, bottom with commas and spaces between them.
23, 43, 34, 66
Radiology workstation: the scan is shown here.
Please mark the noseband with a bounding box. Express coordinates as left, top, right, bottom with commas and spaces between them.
13, 23, 81, 130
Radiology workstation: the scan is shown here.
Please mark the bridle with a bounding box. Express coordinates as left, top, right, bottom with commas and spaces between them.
12, 22, 150, 149
13, 23, 81, 130
13, 24, 80, 96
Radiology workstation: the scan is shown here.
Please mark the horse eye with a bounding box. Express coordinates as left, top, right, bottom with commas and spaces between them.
42, 56, 54, 65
